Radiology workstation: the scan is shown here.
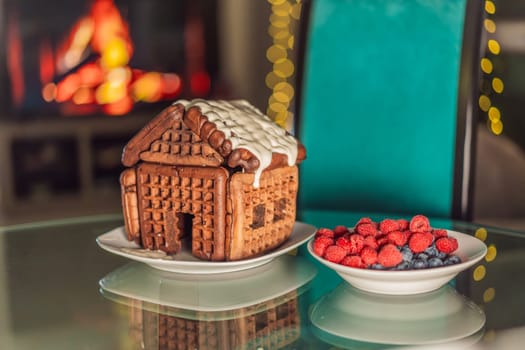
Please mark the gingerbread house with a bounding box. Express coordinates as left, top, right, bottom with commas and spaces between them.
128, 291, 301, 350
120, 99, 306, 261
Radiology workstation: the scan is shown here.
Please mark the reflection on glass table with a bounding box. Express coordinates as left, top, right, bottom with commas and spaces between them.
99, 255, 317, 349
310, 283, 485, 348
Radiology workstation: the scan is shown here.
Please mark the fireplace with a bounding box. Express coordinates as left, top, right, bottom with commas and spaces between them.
0, 0, 223, 222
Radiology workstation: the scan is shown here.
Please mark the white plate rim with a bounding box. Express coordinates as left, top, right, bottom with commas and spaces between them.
307, 230, 487, 291
96, 221, 316, 274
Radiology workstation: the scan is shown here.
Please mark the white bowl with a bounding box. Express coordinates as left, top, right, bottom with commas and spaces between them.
307, 230, 487, 295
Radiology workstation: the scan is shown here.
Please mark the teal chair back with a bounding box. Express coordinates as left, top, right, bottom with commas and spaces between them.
296, 0, 482, 227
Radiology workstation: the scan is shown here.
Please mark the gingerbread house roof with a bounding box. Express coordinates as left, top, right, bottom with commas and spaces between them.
122, 99, 306, 181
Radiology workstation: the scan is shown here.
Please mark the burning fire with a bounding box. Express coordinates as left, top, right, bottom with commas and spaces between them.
34, 0, 208, 116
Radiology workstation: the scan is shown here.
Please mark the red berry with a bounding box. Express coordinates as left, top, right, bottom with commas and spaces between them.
363, 235, 379, 250
377, 244, 403, 267
432, 229, 448, 238
376, 234, 389, 247
408, 232, 433, 253
355, 217, 373, 226
333, 225, 350, 237
315, 228, 335, 238
356, 223, 379, 236
360, 247, 378, 265
409, 215, 431, 233
313, 236, 334, 256
387, 230, 408, 247
324, 245, 347, 263
341, 255, 366, 268
379, 219, 401, 234
397, 219, 409, 231
337, 234, 364, 254
435, 237, 459, 254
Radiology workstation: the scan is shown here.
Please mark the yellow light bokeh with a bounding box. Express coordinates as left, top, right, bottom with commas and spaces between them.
485, 244, 497, 262
288, 35, 295, 49
269, 102, 288, 113
492, 77, 504, 93
478, 95, 491, 112
484, 19, 496, 33
483, 287, 496, 303
480, 58, 493, 74
488, 106, 500, 122
267, 0, 287, 5
266, 44, 288, 63
272, 2, 291, 16
491, 119, 503, 135
270, 18, 290, 29
268, 25, 282, 37
273, 91, 292, 104
488, 39, 501, 55
290, 3, 302, 20
265, 71, 285, 89
475, 228, 487, 241
274, 81, 295, 98
270, 13, 290, 25
273, 58, 295, 78
473, 265, 486, 281
485, 1, 496, 15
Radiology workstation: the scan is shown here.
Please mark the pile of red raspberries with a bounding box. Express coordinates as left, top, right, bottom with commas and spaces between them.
312, 215, 461, 270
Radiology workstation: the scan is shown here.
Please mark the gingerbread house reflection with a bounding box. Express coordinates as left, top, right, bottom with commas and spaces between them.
127, 291, 301, 350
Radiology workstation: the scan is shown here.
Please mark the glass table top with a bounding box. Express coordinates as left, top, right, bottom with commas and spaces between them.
0, 212, 524, 349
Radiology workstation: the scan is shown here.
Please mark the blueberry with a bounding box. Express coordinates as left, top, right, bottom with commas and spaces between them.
412, 259, 428, 269
370, 263, 385, 270
394, 261, 411, 270
428, 257, 444, 268
401, 247, 414, 262
444, 255, 461, 265
425, 245, 447, 259
417, 253, 429, 261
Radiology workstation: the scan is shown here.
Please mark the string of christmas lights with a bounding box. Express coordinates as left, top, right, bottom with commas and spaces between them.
265, 0, 302, 130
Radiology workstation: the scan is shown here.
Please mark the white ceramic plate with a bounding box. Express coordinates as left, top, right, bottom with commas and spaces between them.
309, 283, 485, 346
97, 221, 316, 274
99, 254, 317, 317
307, 230, 487, 295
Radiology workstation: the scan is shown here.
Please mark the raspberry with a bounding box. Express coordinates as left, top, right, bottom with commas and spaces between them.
432, 229, 448, 238
341, 255, 366, 268
363, 235, 379, 250
408, 232, 433, 253
324, 245, 347, 263
409, 215, 431, 233
315, 228, 335, 238
360, 247, 378, 265
337, 234, 364, 254
376, 234, 389, 247
387, 230, 408, 247
312, 236, 334, 256
379, 219, 401, 234
377, 244, 403, 267
356, 223, 379, 236
355, 217, 373, 226
397, 219, 409, 231
333, 225, 350, 237
435, 237, 459, 254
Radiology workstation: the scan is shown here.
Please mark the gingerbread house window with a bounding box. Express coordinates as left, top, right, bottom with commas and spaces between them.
251, 204, 266, 229
273, 198, 287, 222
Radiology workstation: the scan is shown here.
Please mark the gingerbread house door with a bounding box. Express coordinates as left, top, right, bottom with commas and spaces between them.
136, 163, 229, 260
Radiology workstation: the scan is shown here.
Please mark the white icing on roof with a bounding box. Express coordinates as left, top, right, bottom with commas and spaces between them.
177, 99, 298, 187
